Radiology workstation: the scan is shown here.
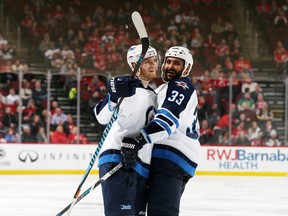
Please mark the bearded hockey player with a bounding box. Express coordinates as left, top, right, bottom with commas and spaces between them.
121, 46, 201, 216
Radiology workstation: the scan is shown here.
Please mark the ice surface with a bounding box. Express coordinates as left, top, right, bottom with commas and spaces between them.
0, 174, 287, 216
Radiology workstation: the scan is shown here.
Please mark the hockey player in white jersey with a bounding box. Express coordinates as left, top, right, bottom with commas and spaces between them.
94, 45, 159, 216
121, 46, 201, 216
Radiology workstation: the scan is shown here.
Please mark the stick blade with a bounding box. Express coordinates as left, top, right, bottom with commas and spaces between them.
131, 11, 148, 39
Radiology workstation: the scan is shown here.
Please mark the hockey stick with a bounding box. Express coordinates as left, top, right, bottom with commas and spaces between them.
57, 11, 149, 216
56, 163, 122, 216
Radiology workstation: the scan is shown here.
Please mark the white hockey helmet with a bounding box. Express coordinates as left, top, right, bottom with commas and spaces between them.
161, 46, 194, 78
127, 44, 158, 71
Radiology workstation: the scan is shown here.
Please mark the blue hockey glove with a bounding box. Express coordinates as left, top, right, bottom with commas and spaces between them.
108, 76, 141, 103
121, 133, 147, 169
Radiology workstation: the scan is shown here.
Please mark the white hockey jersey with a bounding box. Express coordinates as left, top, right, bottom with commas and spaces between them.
141, 77, 201, 176
94, 86, 157, 178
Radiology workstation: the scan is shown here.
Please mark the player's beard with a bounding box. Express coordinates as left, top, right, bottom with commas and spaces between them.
163, 69, 181, 81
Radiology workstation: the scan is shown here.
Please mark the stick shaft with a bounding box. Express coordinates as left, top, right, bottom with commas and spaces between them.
56, 163, 122, 216
56, 10, 149, 216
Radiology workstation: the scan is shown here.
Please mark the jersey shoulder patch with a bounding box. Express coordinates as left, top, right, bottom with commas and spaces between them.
168, 77, 194, 93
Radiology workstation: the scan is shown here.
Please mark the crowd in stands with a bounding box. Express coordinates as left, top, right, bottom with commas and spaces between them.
0, 86, 91, 144
254, 0, 288, 74
0, 0, 286, 146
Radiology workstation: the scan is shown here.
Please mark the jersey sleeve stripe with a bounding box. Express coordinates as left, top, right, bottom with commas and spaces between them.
157, 108, 179, 128
157, 114, 174, 126
154, 119, 172, 136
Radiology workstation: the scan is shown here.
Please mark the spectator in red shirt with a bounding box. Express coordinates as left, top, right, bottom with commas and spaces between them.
232, 122, 248, 142
203, 33, 216, 49
94, 54, 107, 71
23, 99, 37, 124
214, 113, 229, 131
81, 15, 96, 33
201, 75, 217, 102
21, 14, 35, 29
256, 0, 271, 15
68, 127, 89, 144
88, 28, 101, 46
251, 131, 265, 146
52, 4, 65, 26
215, 39, 230, 59
107, 45, 122, 70
87, 75, 106, 93
142, 9, 153, 25
168, 0, 181, 12
203, 33, 217, 63
273, 41, 288, 73
0, 60, 10, 73
224, 56, 234, 71
50, 100, 59, 117
255, 93, 268, 111
214, 71, 228, 88
213, 113, 230, 144
234, 55, 252, 72
51, 124, 68, 144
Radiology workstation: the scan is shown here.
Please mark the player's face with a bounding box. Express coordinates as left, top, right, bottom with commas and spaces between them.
162, 57, 185, 81
139, 56, 159, 81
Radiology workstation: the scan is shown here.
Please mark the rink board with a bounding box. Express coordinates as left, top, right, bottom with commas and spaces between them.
0, 144, 287, 176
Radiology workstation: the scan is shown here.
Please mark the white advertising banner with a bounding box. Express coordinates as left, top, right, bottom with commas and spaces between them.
1, 144, 288, 176
0, 144, 98, 173
198, 146, 288, 176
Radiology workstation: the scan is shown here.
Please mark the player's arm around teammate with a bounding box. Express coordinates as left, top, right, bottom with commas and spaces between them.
121, 46, 201, 216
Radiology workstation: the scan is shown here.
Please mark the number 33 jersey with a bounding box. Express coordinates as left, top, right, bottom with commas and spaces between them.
141, 77, 201, 176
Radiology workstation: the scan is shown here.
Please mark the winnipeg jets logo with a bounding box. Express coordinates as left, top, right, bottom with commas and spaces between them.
121, 205, 132, 210
176, 81, 189, 90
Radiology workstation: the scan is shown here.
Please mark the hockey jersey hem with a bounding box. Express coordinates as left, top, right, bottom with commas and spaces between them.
98, 150, 150, 178
152, 144, 198, 176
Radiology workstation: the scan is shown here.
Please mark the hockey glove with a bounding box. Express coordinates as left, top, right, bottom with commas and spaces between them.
108, 76, 141, 103
121, 133, 147, 169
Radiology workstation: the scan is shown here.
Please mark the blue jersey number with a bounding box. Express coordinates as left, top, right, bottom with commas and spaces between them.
168, 90, 185, 105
